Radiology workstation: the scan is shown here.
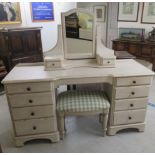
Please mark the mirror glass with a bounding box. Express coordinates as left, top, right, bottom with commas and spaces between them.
62, 10, 94, 59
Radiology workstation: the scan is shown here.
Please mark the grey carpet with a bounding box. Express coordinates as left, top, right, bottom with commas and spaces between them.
0, 79, 155, 153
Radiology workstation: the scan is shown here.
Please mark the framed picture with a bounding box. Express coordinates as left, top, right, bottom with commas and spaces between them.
94, 6, 106, 22
0, 2, 21, 24
30, 2, 54, 22
141, 2, 155, 24
119, 27, 145, 41
118, 2, 139, 22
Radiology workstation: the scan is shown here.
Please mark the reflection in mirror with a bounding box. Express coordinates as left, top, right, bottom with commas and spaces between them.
63, 10, 94, 59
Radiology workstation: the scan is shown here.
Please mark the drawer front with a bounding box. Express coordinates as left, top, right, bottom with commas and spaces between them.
45, 61, 62, 69
9, 92, 53, 108
115, 85, 150, 99
113, 109, 146, 125
103, 59, 115, 65
115, 98, 148, 111
116, 76, 152, 86
6, 82, 51, 94
12, 105, 55, 120
15, 117, 57, 136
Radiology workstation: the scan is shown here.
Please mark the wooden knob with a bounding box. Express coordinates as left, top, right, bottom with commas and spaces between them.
31, 112, 35, 116
52, 64, 55, 66
131, 92, 135, 95
128, 116, 132, 120
107, 61, 110, 64
130, 103, 134, 107
133, 80, 136, 84
27, 87, 31, 91
33, 126, 37, 130
29, 99, 33, 103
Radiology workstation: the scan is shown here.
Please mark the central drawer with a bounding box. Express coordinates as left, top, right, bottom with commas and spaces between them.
115, 98, 148, 111
12, 105, 55, 120
6, 82, 51, 94
115, 85, 150, 99
113, 109, 146, 125
14, 117, 57, 136
8, 92, 53, 108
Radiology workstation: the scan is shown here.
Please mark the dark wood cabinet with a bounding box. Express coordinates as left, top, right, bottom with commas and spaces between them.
0, 27, 43, 72
112, 39, 155, 71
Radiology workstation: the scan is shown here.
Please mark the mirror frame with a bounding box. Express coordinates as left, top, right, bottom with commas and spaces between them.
61, 8, 96, 59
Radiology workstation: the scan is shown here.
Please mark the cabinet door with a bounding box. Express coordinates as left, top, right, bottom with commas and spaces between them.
23, 30, 42, 55
0, 32, 8, 56
128, 43, 141, 56
8, 31, 25, 58
141, 45, 152, 56
115, 42, 128, 51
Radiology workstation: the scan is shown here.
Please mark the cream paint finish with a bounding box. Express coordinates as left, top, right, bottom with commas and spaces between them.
2, 59, 155, 146
2, 60, 154, 84
8, 92, 53, 108
114, 98, 148, 111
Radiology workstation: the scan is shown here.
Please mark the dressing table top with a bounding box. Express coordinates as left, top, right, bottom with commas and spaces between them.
2, 59, 154, 84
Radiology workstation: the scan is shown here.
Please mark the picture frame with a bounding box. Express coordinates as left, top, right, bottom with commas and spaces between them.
141, 2, 155, 24
30, 2, 54, 22
119, 27, 145, 41
94, 6, 106, 22
118, 2, 139, 22
0, 2, 21, 24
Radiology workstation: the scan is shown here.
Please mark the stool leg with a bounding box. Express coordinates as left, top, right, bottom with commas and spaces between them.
58, 114, 65, 140
102, 110, 109, 136
99, 114, 103, 123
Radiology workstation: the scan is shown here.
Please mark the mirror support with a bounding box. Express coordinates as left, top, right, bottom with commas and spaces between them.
43, 8, 116, 71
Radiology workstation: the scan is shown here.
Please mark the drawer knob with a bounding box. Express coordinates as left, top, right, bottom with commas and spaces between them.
33, 126, 37, 130
29, 99, 33, 103
131, 92, 135, 95
130, 104, 134, 107
107, 61, 110, 64
52, 64, 55, 66
31, 112, 35, 116
128, 116, 132, 120
27, 87, 31, 91
133, 80, 136, 84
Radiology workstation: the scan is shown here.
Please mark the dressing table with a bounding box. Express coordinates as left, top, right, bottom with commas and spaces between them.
2, 9, 155, 147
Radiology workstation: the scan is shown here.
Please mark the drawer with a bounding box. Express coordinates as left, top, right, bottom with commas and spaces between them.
113, 109, 146, 125
115, 85, 150, 99
45, 61, 62, 69
116, 76, 152, 86
8, 92, 53, 108
12, 105, 55, 120
14, 117, 57, 136
103, 59, 115, 65
6, 82, 51, 94
115, 98, 148, 111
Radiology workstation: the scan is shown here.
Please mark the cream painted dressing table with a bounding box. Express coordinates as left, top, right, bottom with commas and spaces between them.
2, 59, 154, 146
2, 9, 155, 147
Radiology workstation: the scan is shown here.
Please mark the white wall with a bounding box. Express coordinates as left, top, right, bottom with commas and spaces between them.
118, 2, 154, 38
0, 2, 76, 52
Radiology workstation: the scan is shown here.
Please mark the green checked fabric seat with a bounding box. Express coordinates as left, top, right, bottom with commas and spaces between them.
56, 90, 110, 139
57, 90, 110, 113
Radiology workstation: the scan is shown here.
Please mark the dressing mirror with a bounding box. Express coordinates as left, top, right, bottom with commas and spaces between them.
62, 9, 95, 59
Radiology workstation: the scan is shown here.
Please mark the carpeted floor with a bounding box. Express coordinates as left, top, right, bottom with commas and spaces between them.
0, 79, 155, 153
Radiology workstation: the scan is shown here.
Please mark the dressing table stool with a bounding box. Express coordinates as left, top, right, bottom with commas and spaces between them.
56, 90, 110, 139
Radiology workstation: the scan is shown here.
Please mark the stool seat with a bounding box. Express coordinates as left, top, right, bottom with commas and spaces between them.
57, 90, 110, 113
56, 90, 110, 139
